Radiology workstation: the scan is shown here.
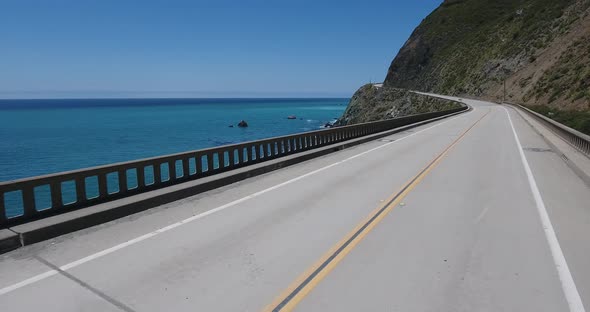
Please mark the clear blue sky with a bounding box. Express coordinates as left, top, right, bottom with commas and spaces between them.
0, 0, 442, 98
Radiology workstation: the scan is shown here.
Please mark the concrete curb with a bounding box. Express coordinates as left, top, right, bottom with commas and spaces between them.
4, 108, 468, 251
0, 229, 20, 254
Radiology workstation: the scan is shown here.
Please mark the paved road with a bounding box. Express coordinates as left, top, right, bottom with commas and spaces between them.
1, 97, 589, 311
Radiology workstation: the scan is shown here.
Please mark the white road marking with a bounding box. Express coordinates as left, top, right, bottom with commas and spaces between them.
0, 270, 58, 295
503, 106, 586, 312
0, 109, 473, 296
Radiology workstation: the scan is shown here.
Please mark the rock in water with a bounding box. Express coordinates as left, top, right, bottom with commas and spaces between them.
238, 120, 248, 128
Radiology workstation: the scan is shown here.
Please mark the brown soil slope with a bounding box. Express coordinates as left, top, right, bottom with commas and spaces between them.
385, 0, 590, 111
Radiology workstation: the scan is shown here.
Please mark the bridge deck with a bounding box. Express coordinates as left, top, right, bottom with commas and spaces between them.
1, 97, 589, 311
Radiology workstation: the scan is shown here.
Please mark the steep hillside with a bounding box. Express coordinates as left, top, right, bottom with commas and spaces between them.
384, 0, 590, 110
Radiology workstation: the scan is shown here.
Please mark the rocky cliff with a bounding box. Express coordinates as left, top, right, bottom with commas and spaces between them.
340, 0, 590, 132
385, 0, 590, 110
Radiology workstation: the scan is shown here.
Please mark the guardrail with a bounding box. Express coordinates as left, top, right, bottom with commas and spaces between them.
0, 105, 467, 226
505, 102, 590, 157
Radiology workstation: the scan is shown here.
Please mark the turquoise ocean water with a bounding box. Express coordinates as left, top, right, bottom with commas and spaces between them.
0, 98, 347, 217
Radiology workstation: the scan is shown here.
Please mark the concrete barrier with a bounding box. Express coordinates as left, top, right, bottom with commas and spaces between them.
504, 102, 590, 157
1, 104, 468, 251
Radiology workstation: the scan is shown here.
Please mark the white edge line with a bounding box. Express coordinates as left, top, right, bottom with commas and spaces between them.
0, 108, 473, 296
503, 106, 585, 312
0, 271, 58, 296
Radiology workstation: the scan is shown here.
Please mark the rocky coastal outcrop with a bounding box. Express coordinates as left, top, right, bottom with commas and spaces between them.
336, 85, 461, 125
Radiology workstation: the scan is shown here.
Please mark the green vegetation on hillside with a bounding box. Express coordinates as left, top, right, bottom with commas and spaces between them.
527, 105, 590, 134
526, 36, 590, 103
341, 0, 590, 129
386, 0, 577, 95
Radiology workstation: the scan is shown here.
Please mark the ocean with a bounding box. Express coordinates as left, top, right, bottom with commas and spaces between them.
0, 98, 348, 182
0, 98, 347, 217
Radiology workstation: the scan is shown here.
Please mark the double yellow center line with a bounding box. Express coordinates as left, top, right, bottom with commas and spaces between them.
264, 109, 490, 312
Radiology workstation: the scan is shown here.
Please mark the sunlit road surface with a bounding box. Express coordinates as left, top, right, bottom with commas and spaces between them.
1, 96, 589, 312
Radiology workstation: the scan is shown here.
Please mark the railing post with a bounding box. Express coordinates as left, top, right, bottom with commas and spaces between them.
137, 167, 146, 188
206, 153, 213, 171
182, 158, 190, 178
50, 181, 63, 209
22, 186, 36, 217
168, 161, 175, 180
0, 192, 6, 223
75, 177, 87, 203
154, 164, 162, 184
118, 169, 127, 193
194, 154, 202, 175
98, 174, 108, 198
229, 150, 236, 166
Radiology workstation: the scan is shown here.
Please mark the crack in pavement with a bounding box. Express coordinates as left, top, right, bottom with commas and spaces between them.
33, 256, 135, 312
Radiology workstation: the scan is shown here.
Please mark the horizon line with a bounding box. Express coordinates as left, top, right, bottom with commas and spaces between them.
0, 96, 351, 101
0, 90, 354, 100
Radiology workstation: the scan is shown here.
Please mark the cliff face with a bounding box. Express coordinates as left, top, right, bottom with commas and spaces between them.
384, 0, 590, 110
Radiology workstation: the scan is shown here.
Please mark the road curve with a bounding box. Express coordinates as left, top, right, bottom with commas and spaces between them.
0, 97, 589, 312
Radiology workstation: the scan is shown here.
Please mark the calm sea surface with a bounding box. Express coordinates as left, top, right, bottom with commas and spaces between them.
0, 98, 347, 181
0, 98, 347, 217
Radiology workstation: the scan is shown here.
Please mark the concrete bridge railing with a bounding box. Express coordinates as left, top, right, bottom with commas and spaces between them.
0, 105, 467, 226
506, 102, 590, 157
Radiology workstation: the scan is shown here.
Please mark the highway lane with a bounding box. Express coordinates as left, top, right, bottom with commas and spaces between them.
292, 102, 574, 311
0, 97, 588, 311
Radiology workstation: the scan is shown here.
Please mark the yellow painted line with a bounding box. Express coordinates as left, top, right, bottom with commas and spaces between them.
264, 109, 490, 312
